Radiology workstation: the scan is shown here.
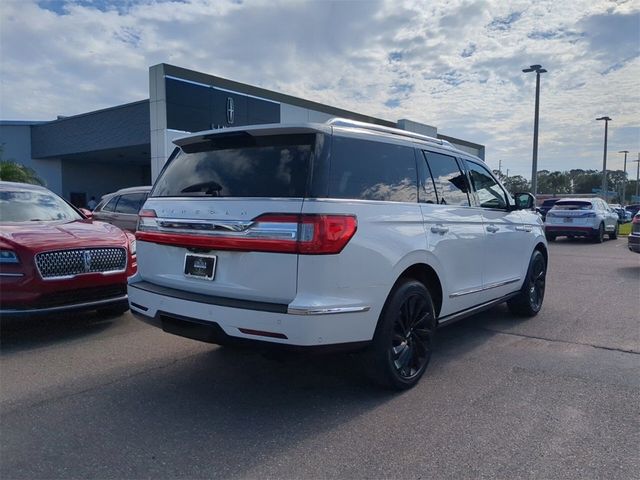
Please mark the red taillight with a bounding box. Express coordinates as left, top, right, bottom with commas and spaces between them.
139, 209, 157, 217
136, 213, 357, 255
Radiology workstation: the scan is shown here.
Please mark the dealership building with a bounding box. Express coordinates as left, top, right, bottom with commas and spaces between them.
0, 63, 485, 207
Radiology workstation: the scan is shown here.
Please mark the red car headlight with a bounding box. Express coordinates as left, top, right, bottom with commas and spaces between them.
0, 250, 20, 264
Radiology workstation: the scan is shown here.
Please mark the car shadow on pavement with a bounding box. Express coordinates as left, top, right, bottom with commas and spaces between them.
616, 265, 640, 280
0, 310, 120, 355
2, 308, 514, 479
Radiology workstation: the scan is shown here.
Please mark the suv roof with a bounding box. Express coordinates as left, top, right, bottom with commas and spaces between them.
101, 186, 152, 199
172, 118, 480, 162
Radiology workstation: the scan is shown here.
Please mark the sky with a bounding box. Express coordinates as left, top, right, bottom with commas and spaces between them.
0, 0, 639, 178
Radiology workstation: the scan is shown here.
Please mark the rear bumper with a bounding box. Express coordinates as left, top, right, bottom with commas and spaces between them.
544, 226, 596, 237
128, 280, 376, 347
628, 234, 640, 253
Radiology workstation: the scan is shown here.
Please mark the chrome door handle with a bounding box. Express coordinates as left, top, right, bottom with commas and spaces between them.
486, 225, 499, 233
515, 226, 533, 232
430, 225, 449, 234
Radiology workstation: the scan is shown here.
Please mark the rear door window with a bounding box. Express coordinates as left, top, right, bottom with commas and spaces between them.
101, 196, 118, 212
328, 136, 418, 202
114, 193, 147, 214
152, 134, 315, 198
422, 151, 470, 206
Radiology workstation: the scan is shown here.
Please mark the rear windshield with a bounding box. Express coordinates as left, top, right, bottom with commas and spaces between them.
0, 190, 81, 223
152, 134, 315, 198
542, 199, 558, 206
553, 201, 593, 210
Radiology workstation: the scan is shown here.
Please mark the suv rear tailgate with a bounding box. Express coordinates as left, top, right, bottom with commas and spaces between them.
136, 198, 302, 304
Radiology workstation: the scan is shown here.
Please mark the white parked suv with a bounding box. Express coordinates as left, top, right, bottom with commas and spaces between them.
544, 197, 618, 242
129, 119, 547, 389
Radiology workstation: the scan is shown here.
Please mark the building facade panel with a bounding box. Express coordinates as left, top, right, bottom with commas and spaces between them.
31, 101, 150, 159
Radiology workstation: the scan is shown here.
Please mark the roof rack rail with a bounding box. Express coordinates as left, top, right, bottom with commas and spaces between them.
327, 118, 452, 147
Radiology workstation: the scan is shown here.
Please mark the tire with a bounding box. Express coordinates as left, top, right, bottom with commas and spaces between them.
593, 223, 605, 243
609, 223, 618, 240
507, 250, 546, 317
363, 279, 437, 390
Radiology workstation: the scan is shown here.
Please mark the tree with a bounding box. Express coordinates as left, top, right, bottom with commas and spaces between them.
0, 145, 44, 185
537, 170, 571, 194
503, 175, 530, 194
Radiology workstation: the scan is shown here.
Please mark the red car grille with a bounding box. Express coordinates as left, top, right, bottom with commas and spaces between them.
35, 248, 127, 279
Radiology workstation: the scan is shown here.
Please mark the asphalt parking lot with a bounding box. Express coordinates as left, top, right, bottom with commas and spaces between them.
1, 238, 639, 479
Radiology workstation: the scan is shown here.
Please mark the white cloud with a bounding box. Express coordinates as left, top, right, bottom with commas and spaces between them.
0, 0, 638, 178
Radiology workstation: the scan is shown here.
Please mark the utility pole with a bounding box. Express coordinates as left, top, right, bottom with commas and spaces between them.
498, 159, 502, 175
596, 116, 612, 202
523, 65, 547, 196
619, 150, 629, 204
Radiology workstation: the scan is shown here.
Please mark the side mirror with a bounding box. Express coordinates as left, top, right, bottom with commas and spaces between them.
79, 208, 94, 219
514, 192, 535, 210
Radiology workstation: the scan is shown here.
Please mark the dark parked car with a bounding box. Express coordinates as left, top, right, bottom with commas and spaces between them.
0, 181, 136, 317
93, 186, 151, 232
609, 205, 631, 223
625, 204, 640, 219
537, 198, 559, 221
629, 213, 640, 253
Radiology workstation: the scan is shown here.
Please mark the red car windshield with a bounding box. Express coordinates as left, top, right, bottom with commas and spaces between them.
0, 190, 82, 223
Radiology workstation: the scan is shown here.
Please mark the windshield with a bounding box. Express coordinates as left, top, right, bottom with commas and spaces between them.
0, 190, 82, 223
553, 201, 593, 210
152, 134, 315, 198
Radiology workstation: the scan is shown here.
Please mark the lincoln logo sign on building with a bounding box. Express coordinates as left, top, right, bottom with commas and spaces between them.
226, 97, 234, 124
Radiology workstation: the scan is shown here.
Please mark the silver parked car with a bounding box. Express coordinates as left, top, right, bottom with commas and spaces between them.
544, 197, 619, 242
93, 186, 151, 232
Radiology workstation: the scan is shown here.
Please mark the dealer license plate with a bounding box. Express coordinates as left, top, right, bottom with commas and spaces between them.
184, 254, 217, 280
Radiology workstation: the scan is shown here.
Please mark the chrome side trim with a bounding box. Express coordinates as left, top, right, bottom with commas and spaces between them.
449, 277, 521, 298
287, 306, 371, 315
0, 273, 25, 277
0, 295, 128, 316
438, 291, 520, 327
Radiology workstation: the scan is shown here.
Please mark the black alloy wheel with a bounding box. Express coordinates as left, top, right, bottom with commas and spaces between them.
527, 253, 546, 313
390, 292, 433, 380
609, 223, 618, 240
508, 250, 546, 317
365, 280, 437, 390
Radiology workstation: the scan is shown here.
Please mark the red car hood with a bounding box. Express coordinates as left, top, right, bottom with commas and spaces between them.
0, 220, 127, 251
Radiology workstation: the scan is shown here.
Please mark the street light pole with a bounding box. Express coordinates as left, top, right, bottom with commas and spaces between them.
523, 64, 547, 196
634, 154, 640, 200
619, 150, 629, 204
596, 116, 612, 202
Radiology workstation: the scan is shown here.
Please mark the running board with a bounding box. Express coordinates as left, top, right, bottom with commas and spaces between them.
437, 291, 520, 327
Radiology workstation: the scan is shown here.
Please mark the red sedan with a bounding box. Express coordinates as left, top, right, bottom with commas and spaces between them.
0, 181, 137, 317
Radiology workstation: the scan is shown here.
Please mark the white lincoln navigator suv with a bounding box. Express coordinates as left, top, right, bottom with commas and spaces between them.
129, 119, 547, 389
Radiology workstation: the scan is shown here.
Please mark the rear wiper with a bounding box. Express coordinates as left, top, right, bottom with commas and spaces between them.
181, 181, 223, 196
